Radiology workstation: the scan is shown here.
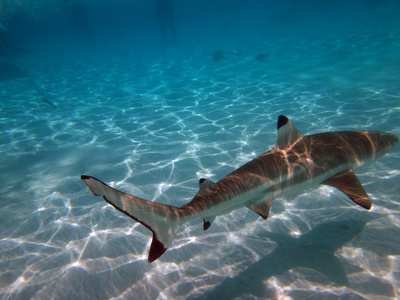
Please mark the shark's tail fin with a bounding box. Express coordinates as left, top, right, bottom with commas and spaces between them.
81, 175, 181, 262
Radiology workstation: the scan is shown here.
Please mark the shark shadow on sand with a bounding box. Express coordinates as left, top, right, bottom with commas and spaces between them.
195, 219, 368, 299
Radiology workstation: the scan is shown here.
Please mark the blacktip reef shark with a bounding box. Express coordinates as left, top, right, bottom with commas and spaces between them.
81, 115, 399, 262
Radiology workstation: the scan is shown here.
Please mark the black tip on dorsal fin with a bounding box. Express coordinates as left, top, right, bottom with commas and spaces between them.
275, 115, 303, 149
277, 115, 289, 131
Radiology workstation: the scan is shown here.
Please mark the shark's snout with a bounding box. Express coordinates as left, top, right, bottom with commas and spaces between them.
370, 132, 399, 156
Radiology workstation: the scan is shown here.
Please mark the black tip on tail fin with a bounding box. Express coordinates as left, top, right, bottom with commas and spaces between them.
148, 236, 168, 263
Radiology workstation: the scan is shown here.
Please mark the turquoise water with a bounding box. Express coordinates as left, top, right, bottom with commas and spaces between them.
1, 1, 400, 299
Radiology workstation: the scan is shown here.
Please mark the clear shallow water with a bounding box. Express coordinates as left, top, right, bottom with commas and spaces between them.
1, 1, 400, 299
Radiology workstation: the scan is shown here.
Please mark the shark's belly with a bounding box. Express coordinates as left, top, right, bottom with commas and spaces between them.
197, 161, 365, 220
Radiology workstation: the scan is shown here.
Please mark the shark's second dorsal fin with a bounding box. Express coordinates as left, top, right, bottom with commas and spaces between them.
322, 170, 372, 210
275, 115, 303, 149
198, 179, 217, 230
198, 178, 217, 195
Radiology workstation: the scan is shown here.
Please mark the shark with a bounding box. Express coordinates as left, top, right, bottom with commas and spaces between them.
81, 115, 398, 262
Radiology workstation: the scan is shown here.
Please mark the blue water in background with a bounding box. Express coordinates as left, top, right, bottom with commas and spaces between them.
1, 0, 400, 299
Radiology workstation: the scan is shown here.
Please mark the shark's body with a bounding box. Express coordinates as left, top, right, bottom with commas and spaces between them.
81, 115, 398, 262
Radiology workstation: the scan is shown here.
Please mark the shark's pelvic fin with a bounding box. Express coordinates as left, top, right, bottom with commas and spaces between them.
276, 115, 303, 149
247, 199, 273, 219
203, 216, 216, 230
322, 170, 372, 210
81, 175, 181, 262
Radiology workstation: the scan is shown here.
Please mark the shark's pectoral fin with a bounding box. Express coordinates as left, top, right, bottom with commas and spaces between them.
81, 175, 181, 263
247, 199, 272, 219
322, 170, 371, 210
203, 216, 216, 230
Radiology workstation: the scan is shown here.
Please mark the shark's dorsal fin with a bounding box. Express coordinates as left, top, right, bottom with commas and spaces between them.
275, 115, 303, 149
322, 170, 372, 210
198, 178, 217, 195
247, 199, 272, 219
